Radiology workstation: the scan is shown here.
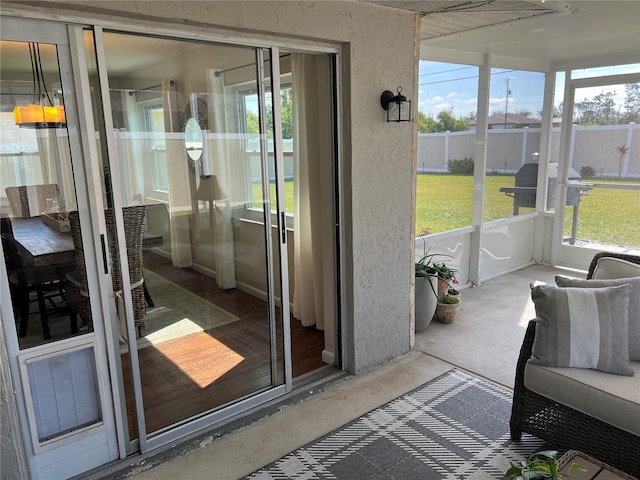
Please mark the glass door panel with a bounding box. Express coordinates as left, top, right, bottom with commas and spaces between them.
89, 31, 287, 443
0, 18, 119, 476
0, 39, 91, 350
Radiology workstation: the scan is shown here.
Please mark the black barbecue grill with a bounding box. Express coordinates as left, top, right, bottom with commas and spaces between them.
500, 162, 593, 244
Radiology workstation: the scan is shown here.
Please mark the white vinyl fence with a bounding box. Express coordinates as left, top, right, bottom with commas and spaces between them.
418, 123, 639, 178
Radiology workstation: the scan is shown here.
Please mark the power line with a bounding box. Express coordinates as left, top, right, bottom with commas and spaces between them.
419, 74, 480, 86
419, 65, 477, 77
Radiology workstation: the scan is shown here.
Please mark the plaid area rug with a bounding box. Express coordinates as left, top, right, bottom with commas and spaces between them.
246, 369, 545, 479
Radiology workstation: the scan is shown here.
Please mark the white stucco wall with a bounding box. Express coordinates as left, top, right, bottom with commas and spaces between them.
4, 1, 418, 373
0, 312, 29, 480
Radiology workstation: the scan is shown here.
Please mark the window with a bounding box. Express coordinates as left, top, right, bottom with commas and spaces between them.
483, 68, 545, 223
239, 83, 294, 214
0, 111, 43, 203
416, 61, 478, 235
144, 105, 168, 193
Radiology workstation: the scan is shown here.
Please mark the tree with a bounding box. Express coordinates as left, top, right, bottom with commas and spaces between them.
417, 111, 440, 133
261, 88, 294, 139
514, 109, 532, 117
246, 111, 260, 134
622, 83, 640, 123
437, 109, 469, 132
593, 91, 617, 124
280, 89, 293, 139
417, 109, 469, 133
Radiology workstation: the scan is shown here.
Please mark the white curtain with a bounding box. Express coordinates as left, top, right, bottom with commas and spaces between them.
291, 54, 333, 329
163, 79, 194, 268
35, 129, 76, 210
120, 90, 145, 201
207, 72, 236, 289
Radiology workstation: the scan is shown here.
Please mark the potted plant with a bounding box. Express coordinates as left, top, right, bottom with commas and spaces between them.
431, 262, 460, 323
505, 450, 585, 479
415, 248, 452, 332
430, 262, 458, 301
435, 293, 460, 323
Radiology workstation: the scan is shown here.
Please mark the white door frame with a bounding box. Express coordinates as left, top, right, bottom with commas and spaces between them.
0, 17, 120, 478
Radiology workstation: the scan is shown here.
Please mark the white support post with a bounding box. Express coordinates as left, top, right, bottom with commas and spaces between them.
469, 54, 491, 286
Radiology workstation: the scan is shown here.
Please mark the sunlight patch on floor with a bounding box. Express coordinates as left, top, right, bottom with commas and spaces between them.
155, 333, 245, 388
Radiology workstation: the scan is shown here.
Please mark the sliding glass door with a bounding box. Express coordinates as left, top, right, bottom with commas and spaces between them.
0, 18, 120, 477
2, 17, 338, 474
85, 29, 291, 450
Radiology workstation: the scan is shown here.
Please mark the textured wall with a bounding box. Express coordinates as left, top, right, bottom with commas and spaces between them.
7, 1, 418, 374
0, 312, 29, 480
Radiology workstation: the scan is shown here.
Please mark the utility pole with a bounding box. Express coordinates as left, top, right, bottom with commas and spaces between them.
504, 77, 513, 128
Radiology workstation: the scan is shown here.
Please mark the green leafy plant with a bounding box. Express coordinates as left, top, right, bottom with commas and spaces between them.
415, 247, 454, 297
613, 144, 630, 178
580, 165, 595, 177
431, 262, 457, 282
447, 156, 474, 174
505, 451, 585, 480
440, 294, 459, 305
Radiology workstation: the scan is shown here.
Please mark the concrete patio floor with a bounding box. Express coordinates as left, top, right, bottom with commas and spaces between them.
119, 262, 579, 479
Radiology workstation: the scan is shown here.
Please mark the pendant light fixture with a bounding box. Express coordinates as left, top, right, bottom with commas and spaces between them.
12, 43, 66, 129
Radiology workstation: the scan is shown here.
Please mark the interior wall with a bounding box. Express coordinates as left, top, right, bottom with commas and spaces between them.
26, 0, 418, 372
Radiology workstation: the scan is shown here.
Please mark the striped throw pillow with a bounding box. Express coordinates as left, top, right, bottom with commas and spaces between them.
556, 275, 640, 361
530, 283, 634, 376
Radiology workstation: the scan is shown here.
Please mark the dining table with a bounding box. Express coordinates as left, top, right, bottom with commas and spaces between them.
9, 214, 161, 308
10, 215, 163, 267
10, 216, 75, 267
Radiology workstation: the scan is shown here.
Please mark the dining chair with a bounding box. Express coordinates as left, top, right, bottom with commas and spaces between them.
2, 233, 74, 340
65, 206, 148, 337
5, 184, 62, 218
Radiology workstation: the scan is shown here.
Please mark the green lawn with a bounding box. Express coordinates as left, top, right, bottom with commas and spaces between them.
416, 173, 640, 248
253, 180, 295, 213
255, 174, 639, 249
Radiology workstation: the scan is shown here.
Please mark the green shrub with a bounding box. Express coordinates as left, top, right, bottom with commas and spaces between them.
447, 157, 474, 174
580, 165, 596, 177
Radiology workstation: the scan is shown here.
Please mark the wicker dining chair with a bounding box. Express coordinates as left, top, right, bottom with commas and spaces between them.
5, 184, 62, 218
65, 206, 147, 333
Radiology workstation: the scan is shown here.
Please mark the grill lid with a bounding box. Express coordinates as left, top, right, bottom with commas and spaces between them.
514, 162, 581, 187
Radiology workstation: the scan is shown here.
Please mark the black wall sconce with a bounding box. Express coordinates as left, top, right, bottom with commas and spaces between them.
380, 86, 411, 122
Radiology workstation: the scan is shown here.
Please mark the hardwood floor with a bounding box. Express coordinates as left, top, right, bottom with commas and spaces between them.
121, 252, 326, 437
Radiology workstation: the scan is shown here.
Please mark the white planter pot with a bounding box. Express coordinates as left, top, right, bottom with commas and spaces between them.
415, 275, 438, 332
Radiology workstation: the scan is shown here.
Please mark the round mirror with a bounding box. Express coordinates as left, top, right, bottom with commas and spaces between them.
185, 117, 203, 161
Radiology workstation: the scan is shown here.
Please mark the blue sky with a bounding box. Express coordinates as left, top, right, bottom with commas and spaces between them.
418, 61, 639, 120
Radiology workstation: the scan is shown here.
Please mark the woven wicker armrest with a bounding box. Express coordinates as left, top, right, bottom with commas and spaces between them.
510, 320, 536, 440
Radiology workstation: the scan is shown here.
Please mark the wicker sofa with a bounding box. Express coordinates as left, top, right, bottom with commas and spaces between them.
510, 252, 640, 476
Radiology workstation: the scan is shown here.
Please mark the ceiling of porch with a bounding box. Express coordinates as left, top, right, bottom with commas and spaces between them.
358, 0, 640, 70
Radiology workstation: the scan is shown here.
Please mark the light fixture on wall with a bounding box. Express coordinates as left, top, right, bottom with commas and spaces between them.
12, 43, 66, 129
380, 86, 411, 123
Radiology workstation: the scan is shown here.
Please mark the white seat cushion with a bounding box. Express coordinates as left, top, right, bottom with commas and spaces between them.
593, 256, 640, 280
524, 360, 640, 436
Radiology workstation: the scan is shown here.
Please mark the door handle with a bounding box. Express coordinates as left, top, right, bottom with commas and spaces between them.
281, 212, 286, 244
100, 234, 109, 274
